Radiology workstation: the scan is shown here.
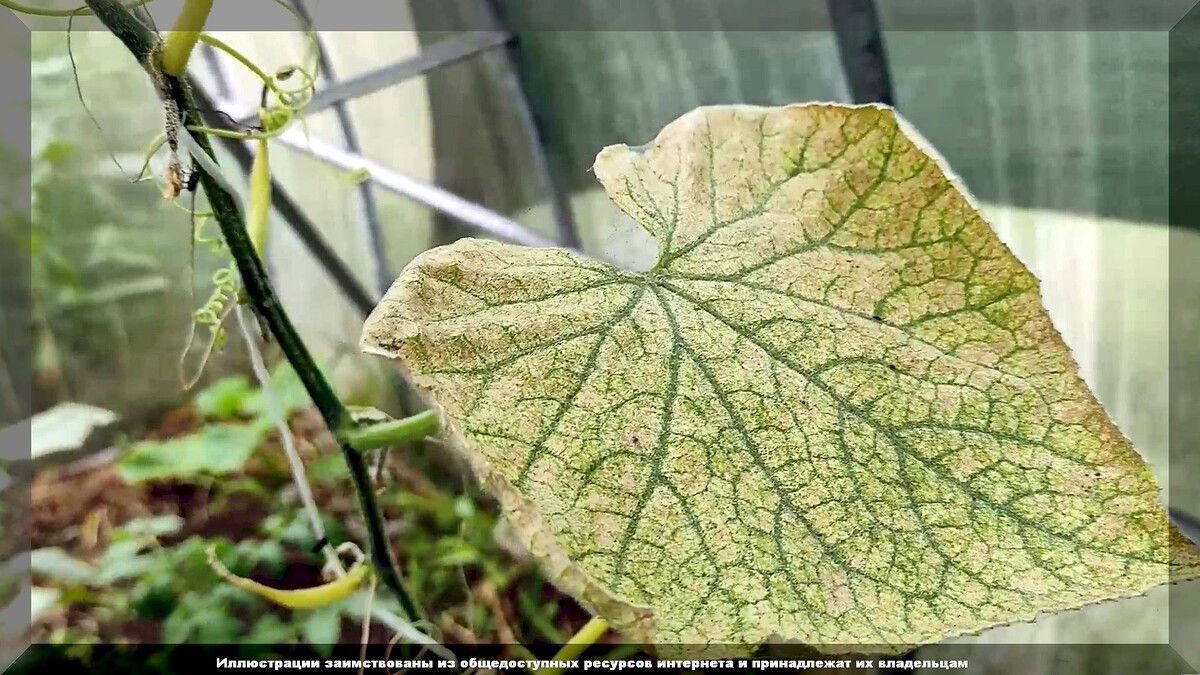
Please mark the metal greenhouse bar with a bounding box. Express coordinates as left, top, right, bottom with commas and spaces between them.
288, 0, 392, 297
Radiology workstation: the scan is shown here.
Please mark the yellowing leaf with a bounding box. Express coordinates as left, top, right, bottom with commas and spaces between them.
361, 103, 1200, 653
206, 546, 370, 610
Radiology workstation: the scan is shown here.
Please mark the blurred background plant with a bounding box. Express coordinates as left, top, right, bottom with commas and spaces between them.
27, 363, 604, 658
25, 30, 232, 417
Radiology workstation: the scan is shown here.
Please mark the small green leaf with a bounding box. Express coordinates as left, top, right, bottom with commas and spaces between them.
301, 605, 343, 652
161, 599, 199, 644
240, 362, 316, 419
95, 554, 154, 585
236, 539, 285, 577
30, 548, 96, 585
247, 614, 296, 644
308, 453, 349, 483
117, 423, 266, 483
267, 512, 322, 551
361, 103, 1200, 653
191, 607, 243, 643
117, 515, 185, 539
129, 574, 177, 619
40, 139, 74, 165
30, 402, 118, 461
220, 476, 272, 500
194, 376, 255, 420
433, 540, 480, 568
97, 538, 148, 565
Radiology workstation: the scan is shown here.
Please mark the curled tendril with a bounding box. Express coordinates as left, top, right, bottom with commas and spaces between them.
186, 33, 316, 142
179, 261, 239, 390
270, 65, 316, 110
257, 106, 293, 135
172, 201, 213, 219
145, 6, 320, 388
171, 28, 320, 387
133, 133, 166, 184
193, 215, 222, 247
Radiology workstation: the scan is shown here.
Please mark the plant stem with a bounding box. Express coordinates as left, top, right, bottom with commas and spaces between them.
347, 411, 440, 452
197, 32, 282, 96
0, 0, 151, 17
80, 0, 421, 623
541, 617, 610, 675
160, 0, 212, 76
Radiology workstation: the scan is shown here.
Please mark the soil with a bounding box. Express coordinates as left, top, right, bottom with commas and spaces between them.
26, 401, 599, 652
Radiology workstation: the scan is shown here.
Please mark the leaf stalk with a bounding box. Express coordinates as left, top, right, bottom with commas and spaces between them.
347, 411, 440, 452
540, 617, 610, 675
159, 0, 212, 76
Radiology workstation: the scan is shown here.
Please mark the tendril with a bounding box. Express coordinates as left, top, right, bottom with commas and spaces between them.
178, 261, 239, 390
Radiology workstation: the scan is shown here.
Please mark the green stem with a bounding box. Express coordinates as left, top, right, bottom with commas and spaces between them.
347, 411, 440, 452
196, 32, 315, 113
183, 124, 283, 141
80, 0, 421, 624
160, 0, 212, 76
540, 617, 610, 675
197, 32, 280, 95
